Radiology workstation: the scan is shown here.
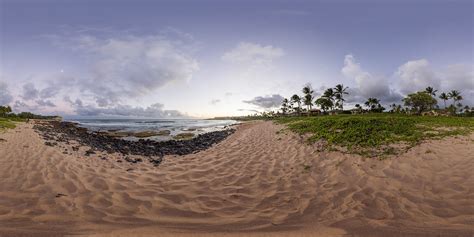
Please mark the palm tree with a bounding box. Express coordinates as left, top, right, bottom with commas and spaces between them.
281, 98, 289, 115
291, 94, 302, 115
334, 84, 349, 111
315, 97, 333, 113
396, 104, 402, 113
439, 92, 449, 109
390, 103, 396, 112
0, 105, 12, 117
448, 90, 461, 106
302, 85, 314, 112
364, 97, 380, 111
425, 86, 438, 96
322, 88, 336, 111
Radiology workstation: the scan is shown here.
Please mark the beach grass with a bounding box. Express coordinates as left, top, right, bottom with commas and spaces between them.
0, 118, 17, 131
276, 114, 473, 156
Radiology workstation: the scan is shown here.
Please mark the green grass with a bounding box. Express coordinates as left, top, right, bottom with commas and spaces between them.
0, 118, 17, 131
276, 114, 473, 156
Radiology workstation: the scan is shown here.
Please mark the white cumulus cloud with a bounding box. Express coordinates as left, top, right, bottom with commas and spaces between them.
396, 59, 440, 94
342, 54, 402, 103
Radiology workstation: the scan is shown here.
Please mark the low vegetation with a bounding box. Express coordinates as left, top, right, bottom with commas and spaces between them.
0, 105, 61, 131
0, 118, 17, 131
277, 114, 473, 157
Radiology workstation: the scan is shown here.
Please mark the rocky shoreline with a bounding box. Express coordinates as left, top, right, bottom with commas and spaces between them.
33, 121, 235, 166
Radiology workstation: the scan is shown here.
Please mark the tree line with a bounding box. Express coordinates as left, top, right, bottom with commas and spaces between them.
278, 84, 469, 116
0, 105, 61, 120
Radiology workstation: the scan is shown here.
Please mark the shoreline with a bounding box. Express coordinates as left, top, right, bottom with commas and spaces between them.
33, 120, 236, 166
0, 120, 473, 236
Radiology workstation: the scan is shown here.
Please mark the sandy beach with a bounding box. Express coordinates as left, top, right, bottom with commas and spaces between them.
0, 121, 473, 236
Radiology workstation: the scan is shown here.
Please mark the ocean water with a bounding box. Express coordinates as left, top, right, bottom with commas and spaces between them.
67, 119, 238, 141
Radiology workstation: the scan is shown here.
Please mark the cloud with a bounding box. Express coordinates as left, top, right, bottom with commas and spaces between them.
442, 64, 473, 91
47, 32, 199, 108
243, 94, 284, 109
21, 83, 39, 101
222, 42, 284, 66
342, 54, 402, 103
69, 101, 184, 117
237, 108, 260, 113
35, 99, 56, 107
440, 64, 473, 105
0, 82, 13, 105
395, 60, 473, 105
39, 86, 61, 99
396, 59, 440, 94
210, 99, 221, 105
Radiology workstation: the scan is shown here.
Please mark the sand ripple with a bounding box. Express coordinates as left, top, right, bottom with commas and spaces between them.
0, 121, 473, 236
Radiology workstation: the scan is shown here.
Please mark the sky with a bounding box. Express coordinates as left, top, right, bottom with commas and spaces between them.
0, 0, 473, 118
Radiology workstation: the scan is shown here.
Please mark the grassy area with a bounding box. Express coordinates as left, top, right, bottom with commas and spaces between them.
276, 114, 473, 157
0, 118, 17, 131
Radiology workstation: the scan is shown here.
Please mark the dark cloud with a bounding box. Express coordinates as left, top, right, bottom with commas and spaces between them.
35, 99, 56, 107
66, 100, 184, 118
243, 94, 284, 109
48, 32, 199, 107
21, 83, 39, 101
39, 86, 61, 99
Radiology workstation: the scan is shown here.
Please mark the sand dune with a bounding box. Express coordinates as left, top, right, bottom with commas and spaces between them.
0, 121, 473, 236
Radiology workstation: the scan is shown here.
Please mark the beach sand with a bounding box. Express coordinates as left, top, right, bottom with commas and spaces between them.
0, 121, 473, 236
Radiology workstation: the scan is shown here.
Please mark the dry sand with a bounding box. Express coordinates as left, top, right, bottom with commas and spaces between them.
0, 121, 473, 237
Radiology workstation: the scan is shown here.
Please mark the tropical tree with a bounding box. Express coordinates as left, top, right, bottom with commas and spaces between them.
396, 104, 402, 113
291, 94, 302, 115
454, 95, 463, 105
354, 104, 362, 110
425, 86, 438, 96
322, 88, 336, 111
364, 97, 380, 111
302, 85, 314, 112
0, 105, 12, 117
389, 103, 397, 112
281, 98, 289, 115
334, 84, 349, 111
402, 91, 437, 114
439, 92, 449, 109
315, 97, 333, 113
448, 90, 461, 106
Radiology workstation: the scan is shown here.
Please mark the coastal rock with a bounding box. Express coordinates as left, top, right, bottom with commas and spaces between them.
98, 130, 171, 138
33, 121, 235, 167
174, 132, 195, 140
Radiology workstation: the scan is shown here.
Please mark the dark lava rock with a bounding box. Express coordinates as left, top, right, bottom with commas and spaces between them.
33, 121, 235, 167
85, 149, 96, 156
44, 141, 57, 147
55, 193, 67, 198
